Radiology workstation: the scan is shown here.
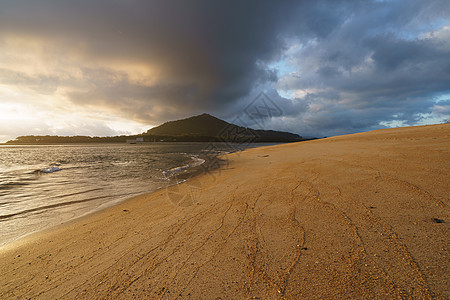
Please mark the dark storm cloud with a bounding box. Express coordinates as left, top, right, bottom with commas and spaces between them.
0, 0, 449, 136
0, 0, 304, 122
274, 0, 450, 136
65, 67, 209, 123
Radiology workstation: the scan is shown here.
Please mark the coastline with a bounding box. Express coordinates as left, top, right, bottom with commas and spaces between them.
0, 144, 232, 249
0, 142, 238, 247
1, 124, 448, 298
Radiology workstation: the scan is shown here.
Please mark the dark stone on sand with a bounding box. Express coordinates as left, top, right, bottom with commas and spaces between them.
431, 218, 444, 223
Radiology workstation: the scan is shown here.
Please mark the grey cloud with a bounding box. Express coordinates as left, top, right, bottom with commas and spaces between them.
273, 0, 450, 136
0, 1, 299, 111
432, 99, 450, 116
0, 0, 449, 137
0, 69, 60, 95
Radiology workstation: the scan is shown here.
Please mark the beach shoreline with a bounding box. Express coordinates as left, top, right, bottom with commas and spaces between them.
0, 142, 248, 248
1, 124, 448, 299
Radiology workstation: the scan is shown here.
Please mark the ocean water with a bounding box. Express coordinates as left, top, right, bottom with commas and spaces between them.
0, 143, 273, 247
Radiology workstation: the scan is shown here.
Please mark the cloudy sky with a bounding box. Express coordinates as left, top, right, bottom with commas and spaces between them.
0, 0, 449, 142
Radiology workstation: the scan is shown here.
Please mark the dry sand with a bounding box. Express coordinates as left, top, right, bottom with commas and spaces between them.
0, 124, 449, 299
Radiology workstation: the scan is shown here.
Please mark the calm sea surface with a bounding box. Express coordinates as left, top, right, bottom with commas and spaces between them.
0, 143, 274, 247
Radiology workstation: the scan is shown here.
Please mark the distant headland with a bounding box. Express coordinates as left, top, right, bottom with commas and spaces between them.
5, 113, 307, 144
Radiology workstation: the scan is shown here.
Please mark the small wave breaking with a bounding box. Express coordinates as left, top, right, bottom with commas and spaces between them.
162, 155, 205, 178
34, 165, 62, 174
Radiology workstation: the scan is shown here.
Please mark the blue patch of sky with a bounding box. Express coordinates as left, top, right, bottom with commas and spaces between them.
434, 93, 450, 103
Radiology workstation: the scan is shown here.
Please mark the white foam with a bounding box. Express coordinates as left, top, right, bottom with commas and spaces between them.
162, 155, 205, 178
40, 166, 62, 174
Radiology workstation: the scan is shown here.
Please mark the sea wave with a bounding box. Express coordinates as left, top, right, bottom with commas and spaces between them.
162, 155, 206, 178
32, 164, 62, 174
40, 166, 62, 173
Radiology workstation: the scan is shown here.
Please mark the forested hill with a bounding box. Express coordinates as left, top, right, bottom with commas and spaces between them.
146, 113, 302, 141
6, 113, 304, 144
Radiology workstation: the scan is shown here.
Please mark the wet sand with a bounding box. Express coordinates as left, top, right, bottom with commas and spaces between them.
0, 124, 449, 299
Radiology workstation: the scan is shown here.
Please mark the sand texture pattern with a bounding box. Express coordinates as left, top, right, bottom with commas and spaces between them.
0, 124, 449, 299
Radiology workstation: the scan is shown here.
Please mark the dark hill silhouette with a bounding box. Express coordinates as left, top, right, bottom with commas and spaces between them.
6, 114, 303, 144
146, 113, 301, 142
146, 113, 230, 137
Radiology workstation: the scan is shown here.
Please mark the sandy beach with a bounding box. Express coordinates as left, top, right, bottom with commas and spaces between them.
0, 124, 448, 299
